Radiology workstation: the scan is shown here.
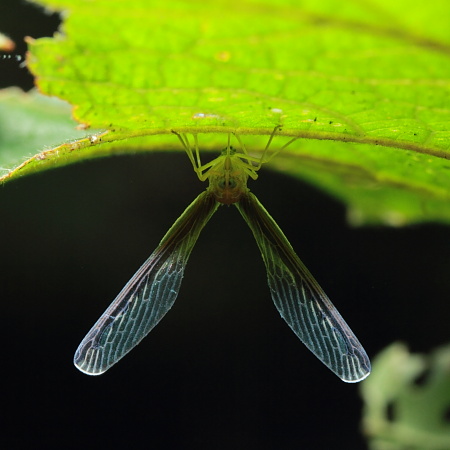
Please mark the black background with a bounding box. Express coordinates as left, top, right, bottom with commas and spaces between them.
1, 1, 449, 449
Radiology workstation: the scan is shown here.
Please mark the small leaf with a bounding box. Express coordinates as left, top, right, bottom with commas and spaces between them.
360, 343, 450, 450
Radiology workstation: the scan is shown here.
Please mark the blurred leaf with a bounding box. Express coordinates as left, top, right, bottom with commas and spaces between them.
0, 88, 87, 174
360, 343, 450, 450
1, 0, 450, 224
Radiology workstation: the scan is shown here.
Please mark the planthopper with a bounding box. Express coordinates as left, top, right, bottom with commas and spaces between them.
74, 127, 371, 383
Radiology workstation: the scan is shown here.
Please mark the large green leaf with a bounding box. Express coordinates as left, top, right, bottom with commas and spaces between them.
1, 0, 450, 224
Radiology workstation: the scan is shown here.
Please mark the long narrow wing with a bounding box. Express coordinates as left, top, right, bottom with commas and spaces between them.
74, 191, 219, 375
236, 192, 370, 382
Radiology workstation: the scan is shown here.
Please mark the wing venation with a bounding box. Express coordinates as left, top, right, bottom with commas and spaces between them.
74, 191, 218, 375
236, 192, 371, 382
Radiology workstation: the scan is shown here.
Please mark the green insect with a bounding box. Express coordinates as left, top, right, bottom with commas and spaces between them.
74, 128, 370, 382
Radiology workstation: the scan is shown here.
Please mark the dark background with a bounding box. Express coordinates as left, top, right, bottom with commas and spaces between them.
1, 1, 449, 449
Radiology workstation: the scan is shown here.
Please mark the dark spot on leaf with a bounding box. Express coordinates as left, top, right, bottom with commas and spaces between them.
329, 121, 333, 124
412, 367, 431, 386
314, 117, 317, 122
443, 406, 450, 423
386, 401, 395, 422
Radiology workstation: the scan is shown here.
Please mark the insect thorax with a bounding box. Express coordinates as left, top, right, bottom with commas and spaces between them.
207, 155, 250, 205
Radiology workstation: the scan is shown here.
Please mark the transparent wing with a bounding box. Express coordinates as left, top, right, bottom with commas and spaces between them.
236, 192, 371, 382
74, 191, 219, 375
